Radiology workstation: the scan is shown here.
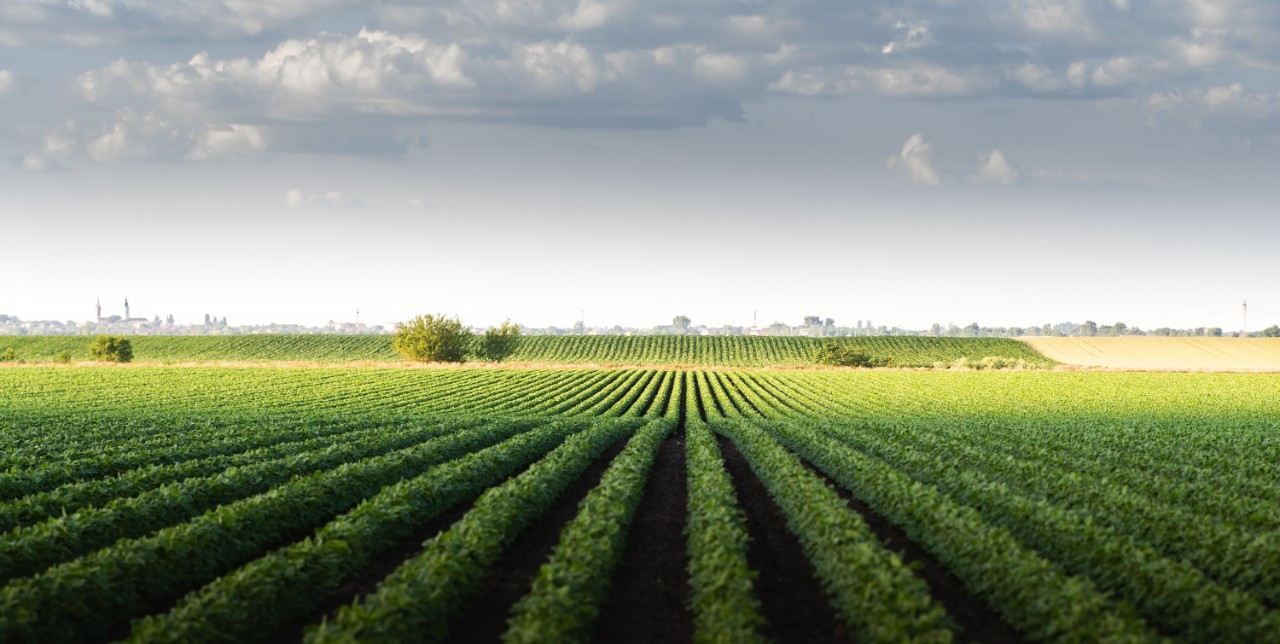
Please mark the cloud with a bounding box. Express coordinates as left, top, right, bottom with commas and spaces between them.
970, 149, 1021, 185
885, 133, 940, 185
12, 1, 1280, 165
0, 70, 13, 95
770, 65, 996, 98
185, 124, 268, 161
285, 188, 364, 209
21, 120, 79, 172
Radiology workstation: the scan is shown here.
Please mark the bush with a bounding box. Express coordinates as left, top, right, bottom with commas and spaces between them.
813, 340, 889, 368
0, 347, 17, 363
89, 335, 134, 363
53, 350, 72, 364
393, 314, 473, 363
476, 319, 522, 362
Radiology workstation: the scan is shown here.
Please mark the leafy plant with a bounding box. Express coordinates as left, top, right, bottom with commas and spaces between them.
813, 340, 888, 367
392, 314, 472, 363
52, 350, 72, 364
476, 319, 522, 362
0, 347, 17, 362
88, 335, 133, 363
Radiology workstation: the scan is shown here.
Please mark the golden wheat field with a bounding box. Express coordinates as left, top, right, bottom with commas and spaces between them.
1022, 336, 1280, 371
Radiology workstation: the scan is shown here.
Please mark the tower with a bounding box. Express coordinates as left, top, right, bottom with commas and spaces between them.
96, 297, 101, 323
124, 297, 130, 320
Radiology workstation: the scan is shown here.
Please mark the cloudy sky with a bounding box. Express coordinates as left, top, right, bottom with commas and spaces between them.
2, 0, 1278, 331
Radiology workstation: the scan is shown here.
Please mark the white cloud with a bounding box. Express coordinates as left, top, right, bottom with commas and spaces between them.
1146, 83, 1280, 123
1016, 0, 1093, 36
885, 133, 941, 185
1008, 62, 1088, 93
770, 65, 994, 98
186, 124, 268, 161
0, 69, 13, 94
881, 20, 931, 55
285, 188, 364, 209
22, 120, 79, 171
694, 53, 749, 84
970, 149, 1021, 185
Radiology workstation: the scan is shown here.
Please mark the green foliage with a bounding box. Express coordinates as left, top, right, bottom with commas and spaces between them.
504, 419, 674, 643
4, 367, 1280, 641
308, 418, 636, 643
88, 335, 133, 363
52, 350, 72, 364
476, 319, 522, 362
936, 355, 1034, 370
392, 315, 472, 363
0, 347, 17, 362
684, 392, 766, 643
0, 334, 1059, 367
813, 340, 889, 367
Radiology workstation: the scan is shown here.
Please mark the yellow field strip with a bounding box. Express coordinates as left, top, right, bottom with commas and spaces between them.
1021, 337, 1280, 372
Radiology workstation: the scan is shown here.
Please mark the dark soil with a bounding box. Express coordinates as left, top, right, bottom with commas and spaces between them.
796, 459, 1028, 644
443, 437, 630, 643
716, 433, 853, 644
592, 433, 693, 643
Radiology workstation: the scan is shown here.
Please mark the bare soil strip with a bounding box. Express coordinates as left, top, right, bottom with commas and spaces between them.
716, 433, 853, 643
593, 433, 693, 643
795, 460, 1027, 643
442, 437, 630, 643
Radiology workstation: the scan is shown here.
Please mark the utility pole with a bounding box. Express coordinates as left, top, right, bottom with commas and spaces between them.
1243, 300, 1248, 337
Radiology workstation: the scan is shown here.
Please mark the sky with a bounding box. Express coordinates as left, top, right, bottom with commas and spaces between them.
1, 0, 1278, 332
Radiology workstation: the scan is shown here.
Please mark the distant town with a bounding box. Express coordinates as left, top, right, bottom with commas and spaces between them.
2, 299, 1276, 338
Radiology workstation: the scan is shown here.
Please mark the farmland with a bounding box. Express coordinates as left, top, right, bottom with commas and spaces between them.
0, 334, 1054, 368
1024, 336, 1280, 371
3, 363, 1280, 642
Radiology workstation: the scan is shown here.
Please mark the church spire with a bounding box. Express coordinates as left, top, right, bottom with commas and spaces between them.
124, 297, 130, 320
96, 297, 102, 323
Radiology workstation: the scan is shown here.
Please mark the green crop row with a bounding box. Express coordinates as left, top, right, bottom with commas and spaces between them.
0, 334, 1057, 367
0, 418, 542, 642
683, 396, 765, 643
307, 417, 646, 643
129, 416, 602, 642
0, 417, 504, 583
761, 417, 1160, 642
503, 417, 675, 643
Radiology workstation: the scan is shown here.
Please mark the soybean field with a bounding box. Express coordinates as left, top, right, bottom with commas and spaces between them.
3, 366, 1280, 642
0, 334, 1054, 368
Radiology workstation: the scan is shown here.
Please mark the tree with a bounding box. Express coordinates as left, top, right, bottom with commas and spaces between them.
1081, 320, 1098, 337
813, 340, 888, 367
477, 319, 522, 362
672, 315, 691, 334
803, 315, 821, 327
392, 314, 472, 363
1261, 325, 1280, 338
89, 335, 133, 363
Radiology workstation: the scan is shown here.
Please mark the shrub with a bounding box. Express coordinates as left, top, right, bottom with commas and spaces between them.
392, 314, 472, 363
813, 340, 889, 368
0, 347, 17, 362
89, 335, 134, 363
476, 319, 522, 362
53, 350, 72, 364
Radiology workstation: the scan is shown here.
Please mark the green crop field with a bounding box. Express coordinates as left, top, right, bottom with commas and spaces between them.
3, 366, 1279, 642
0, 334, 1054, 368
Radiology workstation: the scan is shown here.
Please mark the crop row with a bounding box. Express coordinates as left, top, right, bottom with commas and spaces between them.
0, 334, 1055, 367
